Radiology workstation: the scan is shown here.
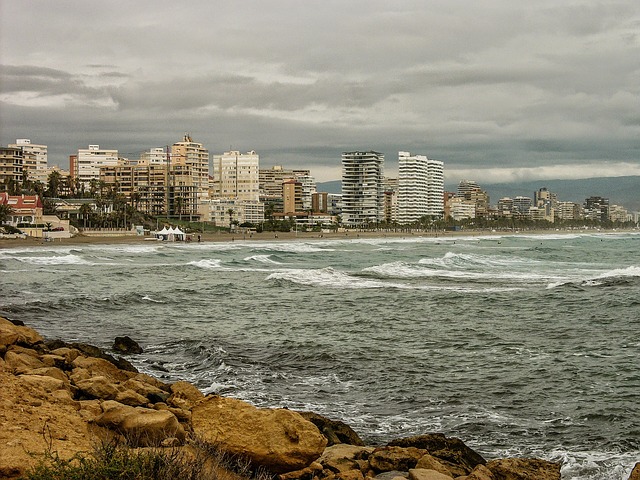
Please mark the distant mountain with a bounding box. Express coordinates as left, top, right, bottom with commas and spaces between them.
318, 176, 640, 211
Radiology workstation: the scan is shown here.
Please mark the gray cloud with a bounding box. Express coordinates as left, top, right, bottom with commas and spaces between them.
1, 0, 639, 183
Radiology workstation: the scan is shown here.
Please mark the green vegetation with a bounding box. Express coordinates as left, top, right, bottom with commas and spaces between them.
22, 438, 269, 480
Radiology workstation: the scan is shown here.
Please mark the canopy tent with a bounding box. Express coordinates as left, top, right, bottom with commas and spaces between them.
155, 226, 186, 241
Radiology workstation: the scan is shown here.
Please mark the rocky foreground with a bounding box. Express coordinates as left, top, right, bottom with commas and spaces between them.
1, 317, 638, 480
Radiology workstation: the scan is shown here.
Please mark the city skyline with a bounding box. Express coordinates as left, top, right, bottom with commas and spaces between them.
1, 1, 639, 183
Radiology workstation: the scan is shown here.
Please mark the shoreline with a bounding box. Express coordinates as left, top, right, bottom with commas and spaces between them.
1, 227, 636, 249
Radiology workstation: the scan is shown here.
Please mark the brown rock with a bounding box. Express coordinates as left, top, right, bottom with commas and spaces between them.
18, 374, 67, 394
4, 350, 46, 374
299, 411, 365, 446
122, 378, 168, 402
629, 463, 640, 480
25, 366, 70, 384
320, 444, 375, 473
388, 434, 486, 476
72, 356, 132, 382
408, 469, 453, 480
485, 458, 560, 480
416, 454, 454, 477
115, 388, 149, 407
94, 403, 184, 447
337, 470, 365, 480
279, 461, 324, 480
167, 380, 204, 409
0, 317, 43, 348
465, 465, 495, 480
191, 395, 327, 474
369, 447, 427, 473
75, 376, 121, 400
51, 347, 80, 364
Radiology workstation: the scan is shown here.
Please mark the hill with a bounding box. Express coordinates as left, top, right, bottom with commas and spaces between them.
318, 176, 640, 211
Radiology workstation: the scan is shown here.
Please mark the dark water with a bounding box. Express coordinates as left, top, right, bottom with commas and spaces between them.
1, 232, 639, 479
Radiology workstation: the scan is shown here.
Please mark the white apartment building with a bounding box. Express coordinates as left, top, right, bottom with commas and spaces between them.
341, 151, 385, 228
9, 139, 48, 184
206, 198, 264, 227
139, 147, 168, 165
211, 150, 260, 202
76, 145, 119, 186
397, 151, 444, 224
448, 197, 476, 221
296, 173, 317, 211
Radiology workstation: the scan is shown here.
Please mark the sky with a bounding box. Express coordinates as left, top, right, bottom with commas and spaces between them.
1, 0, 639, 183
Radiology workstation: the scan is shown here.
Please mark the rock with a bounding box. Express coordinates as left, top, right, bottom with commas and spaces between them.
279, 461, 324, 480
113, 336, 143, 354
485, 458, 561, 480
0, 317, 43, 348
18, 374, 68, 394
167, 380, 204, 409
629, 463, 640, 480
336, 470, 365, 480
75, 375, 121, 400
369, 447, 427, 473
388, 434, 486, 476
51, 347, 81, 364
408, 469, 453, 480
94, 403, 184, 447
299, 411, 365, 446
191, 395, 327, 474
320, 444, 375, 473
115, 389, 149, 407
25, 366, 69, 384
72, 356, 132, 382
40, 354, 69, 370
465, 465, 495, 480
70, 342, 138, 373
373, 471, 408, 480
123, 378, 168, 403
4, 350, 46, 374
416, 454, 454, 478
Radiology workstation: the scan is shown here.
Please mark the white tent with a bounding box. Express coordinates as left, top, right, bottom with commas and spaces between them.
155, 226, 170, 240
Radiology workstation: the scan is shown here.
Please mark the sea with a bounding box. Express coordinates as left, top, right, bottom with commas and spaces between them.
1, 231, 639, 479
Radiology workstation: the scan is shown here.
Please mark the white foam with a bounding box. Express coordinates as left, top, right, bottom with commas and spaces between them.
266, 268, 398, 289
243, 254, 282, 264
188, 259, 222, 269
11, 254, 93, 266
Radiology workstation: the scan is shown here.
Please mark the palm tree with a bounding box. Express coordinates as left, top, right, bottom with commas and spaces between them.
0, 203, 14, 225
47, 171, 62, 197
227, 208, 235, 228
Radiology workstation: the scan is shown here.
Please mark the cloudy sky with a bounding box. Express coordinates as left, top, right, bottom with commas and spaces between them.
1, 1, 639, 183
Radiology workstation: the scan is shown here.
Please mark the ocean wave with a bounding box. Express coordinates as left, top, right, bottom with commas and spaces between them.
9, 253, 96, 266
266, 267, 402, 289
188, 259, 222, 269
362, 261, 560, 282
243, 254, 282, 264
419, 251, 547, 269
547, 265, 640, 289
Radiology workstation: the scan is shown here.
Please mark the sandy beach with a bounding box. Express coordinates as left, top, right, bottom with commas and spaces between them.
1, 226, 635, 249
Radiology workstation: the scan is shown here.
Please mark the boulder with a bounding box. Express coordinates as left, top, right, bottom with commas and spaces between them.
415, 454, 454, 478
369, 447, 427, 473
629, 463, 640, 480
374, 471, 408, 480
72, 356, 132, 382
191, 395, 327, 474
0, 317, 43, 348
70, 342, 138, 372
113, 336, 143, 354
408, 469, 453, 480
336, 470, 365, 480
4, 350, 46, 374
299, 411, 365, 446
465, 465, 496, 480
94, 402, 184, 447
279, 461, 324, 480
485, 458, 560, 480
388, 434, 486, 476
320, 444, 375, 473
18, 374, 68, 394
75, 375, 121, 400
123, 378, 168, 403
167, 380, 204, 409
115, 389, 149, 407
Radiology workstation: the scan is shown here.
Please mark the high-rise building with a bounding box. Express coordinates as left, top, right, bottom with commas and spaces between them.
584, 196, 609, 222
282, 179, 303, 214
397, 151, 444, 224
0, 147, 23, 190
341, 151, 385, 228
171, 135, 209, 211
9, 139, 48, 184
259, 165, 310, 201
140, 147, 169, 165
211, 150, 260, 202
76, 145, 119, 187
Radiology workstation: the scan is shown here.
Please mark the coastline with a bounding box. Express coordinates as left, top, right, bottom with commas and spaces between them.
1, 227, 635, 249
